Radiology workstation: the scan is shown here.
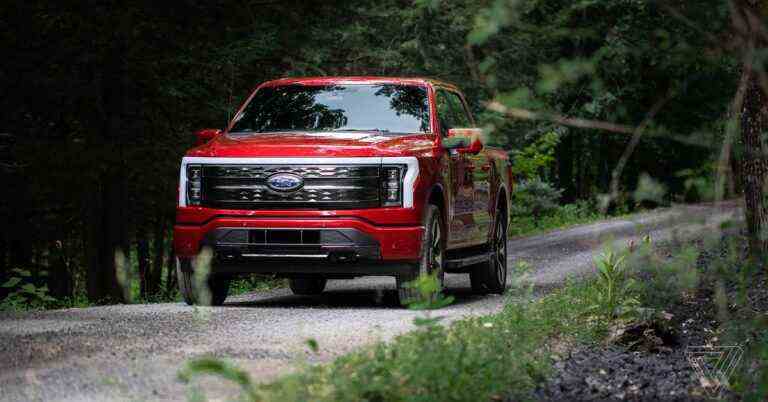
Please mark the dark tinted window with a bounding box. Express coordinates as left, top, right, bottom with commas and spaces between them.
436, 90, 471, 134
230, 84, 430, 134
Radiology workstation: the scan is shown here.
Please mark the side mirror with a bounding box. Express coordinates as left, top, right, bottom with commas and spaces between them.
194, 128, 221, 146
444, 128, 483, 154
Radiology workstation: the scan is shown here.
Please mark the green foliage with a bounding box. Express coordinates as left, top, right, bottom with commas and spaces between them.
589, 247, 640, 323
470, 0, 733, 204
632, 173, 668, 206
179, 358, 259, 401
508, 200, 604, 237
404, 273, 455, 310
1, 268, 57, 310
676, 165, 717, 202
628, 242, 700, 309
510, 179, 563, 219
510, 130, 560, 181
229, 276, 286, 296
180, 282, 603, 402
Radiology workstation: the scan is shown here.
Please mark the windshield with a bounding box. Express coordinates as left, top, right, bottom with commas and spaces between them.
229, 84, 430, 134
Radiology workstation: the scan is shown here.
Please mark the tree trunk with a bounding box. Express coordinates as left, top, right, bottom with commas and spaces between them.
558, 132, 575, 202
737, 0, 768, 260
740, 70, 768, 258
150, 217, 166, 296
86, 31, 131, 303
165, 241, 176, 297
49, 241, 72, 299
137, 236, 150, 299
86, 184, 107, 302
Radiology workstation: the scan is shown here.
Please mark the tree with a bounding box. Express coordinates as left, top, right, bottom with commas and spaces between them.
734, 0, 768, 259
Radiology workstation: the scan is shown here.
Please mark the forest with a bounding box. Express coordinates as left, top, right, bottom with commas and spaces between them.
0, 0, 763, 307
5, 1, 768, 401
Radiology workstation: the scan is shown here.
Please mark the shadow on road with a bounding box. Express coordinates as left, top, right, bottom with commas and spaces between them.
223, 286, 485, 309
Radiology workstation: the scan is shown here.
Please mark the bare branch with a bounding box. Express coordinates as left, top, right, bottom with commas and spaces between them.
487, 101, 636, 134
485, 101, 715, 148
608, 94, 673, 209
716, 49, 753, 202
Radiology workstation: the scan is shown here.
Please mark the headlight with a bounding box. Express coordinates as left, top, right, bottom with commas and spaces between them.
381, 165, 405, 207
186, 164, 202, 206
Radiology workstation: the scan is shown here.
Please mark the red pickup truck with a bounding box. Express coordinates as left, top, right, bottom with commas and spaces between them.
173, 77, 512, 306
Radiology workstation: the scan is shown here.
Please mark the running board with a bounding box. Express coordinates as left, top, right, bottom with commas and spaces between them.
445, 252, 490, 271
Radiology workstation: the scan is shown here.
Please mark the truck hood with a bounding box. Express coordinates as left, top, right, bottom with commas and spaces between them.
186, 131, 436, 158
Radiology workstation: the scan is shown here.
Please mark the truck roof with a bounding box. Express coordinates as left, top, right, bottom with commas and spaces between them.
259, 76, 460, 91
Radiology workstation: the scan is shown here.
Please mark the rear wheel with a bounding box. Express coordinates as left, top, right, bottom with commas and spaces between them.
397, 205, 445, 306
177, 257, 230, 306
289, 277, 327, 295
470, 210, 508, 294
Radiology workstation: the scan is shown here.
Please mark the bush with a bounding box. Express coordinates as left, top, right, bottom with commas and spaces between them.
508, 200, 604, 237
510, 179, 563, 219
0, 268, 57, 310
179, 283, 604, 402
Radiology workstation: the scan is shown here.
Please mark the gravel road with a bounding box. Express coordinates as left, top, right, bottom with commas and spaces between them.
0, 202, 741, 402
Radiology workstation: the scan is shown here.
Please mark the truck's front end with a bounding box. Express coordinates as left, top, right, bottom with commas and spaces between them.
173, 78, 438, 305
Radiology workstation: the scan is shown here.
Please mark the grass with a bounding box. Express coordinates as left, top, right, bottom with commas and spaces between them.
0, 251, 285, 312
508, 202, 609, 238
179, 230, 768, 402
229, 276, 286, 296
180, 279, 607, 402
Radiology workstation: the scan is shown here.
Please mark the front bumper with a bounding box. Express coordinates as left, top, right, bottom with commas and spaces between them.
174, 216, 423, 276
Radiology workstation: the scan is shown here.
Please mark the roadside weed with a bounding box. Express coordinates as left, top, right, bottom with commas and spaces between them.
589, 247, 640, 323
0, 268, 56, 310
405, 273, 454, 310
179, 358, 259, 401
179, 281, 603, 402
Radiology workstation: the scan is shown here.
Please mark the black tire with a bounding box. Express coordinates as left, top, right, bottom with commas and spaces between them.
470, 210, 508, 295
289, 277, 327, 295
397, 205, 445, 306
176, 257, 230, 306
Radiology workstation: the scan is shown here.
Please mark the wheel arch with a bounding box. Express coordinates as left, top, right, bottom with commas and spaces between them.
495, 184, 509, 224
426, 183, 448, 236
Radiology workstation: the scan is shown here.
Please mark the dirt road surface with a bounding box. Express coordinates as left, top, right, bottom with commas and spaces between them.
0, 202, 740, 401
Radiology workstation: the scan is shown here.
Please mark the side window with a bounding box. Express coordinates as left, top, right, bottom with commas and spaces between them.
446, 92, 471, 128
437, 89, 473, 135
436, 90, 457, 135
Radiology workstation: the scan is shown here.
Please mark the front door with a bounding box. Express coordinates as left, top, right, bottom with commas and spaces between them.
437, 89, 484, 248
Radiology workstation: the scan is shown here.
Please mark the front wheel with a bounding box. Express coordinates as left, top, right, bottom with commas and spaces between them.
397, 205, 445, 306
176, 258, 230, 306
470, 211, 508, 294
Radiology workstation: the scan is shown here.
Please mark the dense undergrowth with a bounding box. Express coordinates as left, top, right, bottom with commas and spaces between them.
179, 224, 768, 402
180, 278, 605, 402
0, 256, 284, 312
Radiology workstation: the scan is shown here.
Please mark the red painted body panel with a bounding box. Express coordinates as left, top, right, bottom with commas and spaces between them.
187, 132, 437, 158
174, 217, 423, 260
174, 76, 511, 272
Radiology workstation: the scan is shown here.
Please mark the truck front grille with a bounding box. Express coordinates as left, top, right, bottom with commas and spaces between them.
200, 164, 380, 209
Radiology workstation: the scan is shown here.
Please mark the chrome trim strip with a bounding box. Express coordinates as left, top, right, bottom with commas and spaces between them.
179, 156, 419, 208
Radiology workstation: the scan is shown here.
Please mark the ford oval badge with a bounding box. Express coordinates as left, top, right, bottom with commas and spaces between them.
267, 173, 304, 192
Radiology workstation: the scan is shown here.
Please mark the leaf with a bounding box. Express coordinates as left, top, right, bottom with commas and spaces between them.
20, 283, 37, 293
178, 358, 258, 400
1, 277, 21, 288
306, 338, 319, 353
413, 316, 444, 327
11, 268, 31, 277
